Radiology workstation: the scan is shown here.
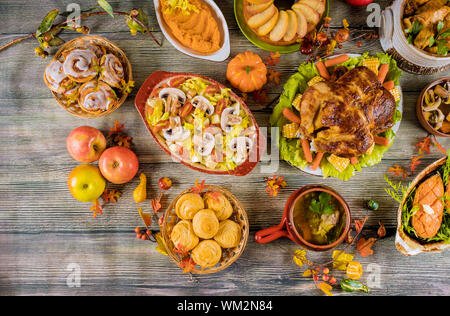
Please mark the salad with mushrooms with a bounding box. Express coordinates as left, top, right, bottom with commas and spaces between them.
422, 80, 450, 133
145, 75, 257, 171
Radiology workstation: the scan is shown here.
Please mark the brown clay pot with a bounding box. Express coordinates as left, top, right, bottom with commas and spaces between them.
416, 77, 450, 138
254, 185, 351, 251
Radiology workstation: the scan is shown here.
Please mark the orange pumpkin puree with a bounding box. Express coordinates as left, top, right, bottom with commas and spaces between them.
160, 0, 221, 54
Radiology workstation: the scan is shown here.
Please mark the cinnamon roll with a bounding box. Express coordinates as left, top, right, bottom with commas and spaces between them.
191, 240, 222, 268
175, 193, 205, 220
214, 220, 241, 248
170, 220, 199, 251
62, 47, 98, 83
100, 54, 125, 88
78, 80, 117, 113
44, 59, 73, 93
192, 209, 219, 239
204, 191, 233, 221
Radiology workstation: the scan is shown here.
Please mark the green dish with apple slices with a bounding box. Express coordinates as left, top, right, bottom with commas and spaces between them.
234, 0, 329, 53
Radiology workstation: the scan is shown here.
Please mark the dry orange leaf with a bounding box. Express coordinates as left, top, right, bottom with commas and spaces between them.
138, 207, 152, 227
410, 155, 423, 172
318, 282, 333, 296
267, 69, 281, 84
388, 165, 407, 178
356, 237, 377, 257
102, 188, 121, 203
179, 257, 196, 274
109, 120, 125, 135
90, 199, 103, 219
354, 216, 368, 233
190, 179, 206, 194
377, 221, 386, 238
151, 192, 164, 213
265, 51, 280, 66
416, 136, 432, 154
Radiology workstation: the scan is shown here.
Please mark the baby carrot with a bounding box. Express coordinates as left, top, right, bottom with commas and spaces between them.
311, 152, 324, 171
383, 80, 395, 90
301, 139, 313, 163
324, 54, 349, 67
378, 63, 389, 83
374, 136, 390, 147
350, 157, 358, 165
315, 61, 330, 80
282, 108, 301, 124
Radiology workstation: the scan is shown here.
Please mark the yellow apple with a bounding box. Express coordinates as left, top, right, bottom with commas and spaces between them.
68, 164, 106, 202
269, 10, 289, 42
247, 4, 277, 28
283, 10, 299, 41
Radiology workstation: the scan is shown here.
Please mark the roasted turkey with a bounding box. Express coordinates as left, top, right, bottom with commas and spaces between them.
299, 66, 396, 158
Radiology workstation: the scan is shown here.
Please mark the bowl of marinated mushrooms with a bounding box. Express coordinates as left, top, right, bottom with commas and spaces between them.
417, 78, 450, 137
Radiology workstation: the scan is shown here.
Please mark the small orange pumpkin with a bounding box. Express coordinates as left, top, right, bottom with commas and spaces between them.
226, 51, 267, 93
346, 261, 363, 280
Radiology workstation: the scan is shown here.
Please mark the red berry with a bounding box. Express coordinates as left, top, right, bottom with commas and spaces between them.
330, 277, 337, 285
136, 233, 142, 239
134, 227, 141, 234
313, 275, 319, 282
323, 267, 330, 274
141, 234, 148, 241
146, 230, 151, 236
158, 177, 173, 190
322, 274, 330, 282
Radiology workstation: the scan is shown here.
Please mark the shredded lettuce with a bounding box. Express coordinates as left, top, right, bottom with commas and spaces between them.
163, 0, 199, 15
271, 53, 403, 181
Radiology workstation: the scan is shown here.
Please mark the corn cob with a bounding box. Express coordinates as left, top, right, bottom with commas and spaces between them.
362, 58, 380, 75
308, 76, 325, 86
282, 123, 300, 138
327, 154, 350, 172
292, 93, 303, 112
389, 87, 401, 102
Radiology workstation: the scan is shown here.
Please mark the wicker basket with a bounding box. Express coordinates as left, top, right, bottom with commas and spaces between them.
50, 35, 132, 118
161, 185, 249, 274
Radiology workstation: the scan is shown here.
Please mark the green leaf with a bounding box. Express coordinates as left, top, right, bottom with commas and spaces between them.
405, 20, 423, 36
437, 21, 444, 33
97, 0, 114, 18
437, 42, 449, 56
309, 193, 335, 215
36, 9, 59, 37
429, 36, 436, 47
127, 9, 149, 34
48, 35, 65, 47
438, 28, 450, 39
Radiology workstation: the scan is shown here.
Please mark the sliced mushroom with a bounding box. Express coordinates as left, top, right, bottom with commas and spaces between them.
425, 109, 445, 130
221, 106, 242, 133
191, 96, 215, 116
193, 132, 215, 156
228, 136, 254, 154
159, 88, 186, 114
423, 90, 441, 112
162, 116, 190, 142
434, 84, 448, 99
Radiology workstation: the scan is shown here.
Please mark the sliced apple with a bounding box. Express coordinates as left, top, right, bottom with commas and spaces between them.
247, 4, 277, 28
247, 0, 273, 5
283, 10, 298, 42
292, 3, 319, 32
293, 8, 308, 38
269, 10, 289, 42
257, 8, 279, 36
247, 0, 274, 14
299, 0, 325, 16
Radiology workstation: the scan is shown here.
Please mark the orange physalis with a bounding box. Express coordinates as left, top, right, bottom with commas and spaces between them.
109, 120, 125, 135
267, 69, 281, 84
102, 188, 121, 203
265, 51, 280, 66
179, 257, 196, 274
410, 155, 423, 172
354, 216, 368, 233
151, 192, 164, 213
377, 221, 386, 238
190, 179, 206, 194
138, 207, 152, 227
265, 175, 287, 197
416, 136, 432, 154
90, 199, 103, 218
356, 237, 377, 257
388, 165, 407, 178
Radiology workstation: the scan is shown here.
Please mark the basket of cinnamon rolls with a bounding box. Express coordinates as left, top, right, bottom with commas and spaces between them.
43, 35, 132, 118
162, 185, 249, 274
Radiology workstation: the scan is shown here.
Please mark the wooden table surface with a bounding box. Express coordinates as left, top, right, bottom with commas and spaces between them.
0, 0, 449, 296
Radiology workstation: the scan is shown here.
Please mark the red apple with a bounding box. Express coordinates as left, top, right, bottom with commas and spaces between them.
344, 0, 374, 6
99, 146, 139, 184
67, 126, 106, 163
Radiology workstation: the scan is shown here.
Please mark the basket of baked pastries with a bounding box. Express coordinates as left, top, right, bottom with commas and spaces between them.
162, 185, 249, 274
43, 35, 132, 118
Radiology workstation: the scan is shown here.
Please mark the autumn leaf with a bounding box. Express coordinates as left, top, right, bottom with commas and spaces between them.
97, 0, 115, 18
90, 199, 103, 218
377, 221, 386, 238
332, 250, 354, 271
302, 269, 313, 277
356, 237, 377, 257
174, 244, 189, 258
267, 69, 281, 84
114, 134, 132, 148
252, 89, 269, 105
265, 174, 287, 197
109, 120, 125, 135
102, 188, 121, 203
155, 232, 168, 256
190, 179, 206, 194
138, 207, 152, 227
205, 191, 221, 204
345, 228, 354, 244
293, 249, 311, 267
318, 282, 333, 296
354, 216, 368, 233
265, 51, 280, 66
179, 257, 196, 274
416, 136, 432, 154
151, 192, 164, 213
410, 155, 423, 172
433, 136, 446, 154
388, 165, 407, 178
158, 214, 164, 226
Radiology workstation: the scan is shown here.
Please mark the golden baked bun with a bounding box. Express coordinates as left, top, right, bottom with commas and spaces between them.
214, 220, 242, 248
191, 240, 222, 268
62, 47, 99, 83
192, 209, 219, 239
204, 192, 233, 220
43, 59, 73, 93
170, 220, 199, 251
78, 80, 118, 113
100, 54, 125, 88
176, 193, 205, 220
